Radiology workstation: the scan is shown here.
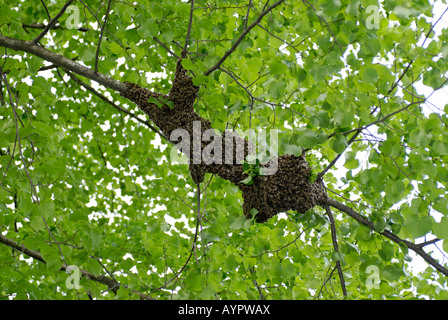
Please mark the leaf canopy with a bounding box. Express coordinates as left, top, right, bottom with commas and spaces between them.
0, 0, 448, 300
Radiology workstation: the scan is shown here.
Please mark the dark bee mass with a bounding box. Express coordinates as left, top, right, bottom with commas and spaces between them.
120, 58, 327, 223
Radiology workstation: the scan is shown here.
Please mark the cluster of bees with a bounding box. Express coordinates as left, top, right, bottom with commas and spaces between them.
121, 59, 326, 223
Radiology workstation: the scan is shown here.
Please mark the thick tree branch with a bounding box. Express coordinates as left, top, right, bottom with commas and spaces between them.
63, 68, 165, 138
324, 197, 448, 278
0, 34, 126, 93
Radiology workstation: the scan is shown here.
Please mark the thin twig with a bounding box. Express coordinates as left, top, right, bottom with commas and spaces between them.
243, 0, 253, 30
204, 0, 285, 76
2, 72, 69, 267
387, 60, 413, 96
300, 0, 343, 53
40, 0, 51, 20
95, 0, 113, 72
319, 98, 425, 180
183, 0, 195, 53
153, 36, 179, 59
324, 204, 347, 296
32, 0, 75, 43
152, 184, 202, 295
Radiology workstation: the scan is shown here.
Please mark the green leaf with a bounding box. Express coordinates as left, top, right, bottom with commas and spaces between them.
334, 108, 354, 128
268, 80, 285, 99
322, 0, 341, 14
297, 68, 307, 82
344, 151, 359, 170
295, 129, 318, 149
423, 67, 445, 89
310, 111, 331, 128
433, 140, 448, 156
108, 42, 123, 55
240, 175, 254, 185
385, 180, 405, 204
331, 251, 345, 264
29, 216, 45, 231
192, 75, 208, 86
362, 66, 378, 83
404, 214, 432, 238
137, 18, 159, 38
229, 216, 246, 230
330, 133, 348, 154
87, 259, 103, 277
181, 59, 194, 70
393, 6, 420, 20
354, 224, 372, 241
86, 228, 103, 251
40, 245, 61, 271
27, 56, 43, 74
148, 96, 163, 108
442, 44, 448, 60
432, 217, 448, 240
409, 129, 432, 148
78, 46, 96, 62
38, 194, 55, 219
283, 144, 303, 156
269, 61, 287, 75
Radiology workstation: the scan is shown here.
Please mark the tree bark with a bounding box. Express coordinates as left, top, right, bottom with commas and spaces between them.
0, 35, 126, 93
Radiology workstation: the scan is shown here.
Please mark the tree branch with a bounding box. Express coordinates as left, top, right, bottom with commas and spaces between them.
23, 22, 90, 32
32, 0, 75, 43
324, 197, 448, 278
387, 60, 414, 96
204, 0, 285, 76
40, 0, 51, 21
0, 233, 155, 300
319, 99, 425, 180
183, 0, 195, 53
64, 69, 165, 138
0, 34, 126, 92
243, 0, 253, 30
151, 183, 202, 295
323, 203, 347, 296
94, 0, 113, 72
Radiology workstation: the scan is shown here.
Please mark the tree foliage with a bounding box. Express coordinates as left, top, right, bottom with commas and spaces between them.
0, 0, 448, 300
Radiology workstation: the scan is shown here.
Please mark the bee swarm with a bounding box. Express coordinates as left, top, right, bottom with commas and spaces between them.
120, 59, 327, 223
